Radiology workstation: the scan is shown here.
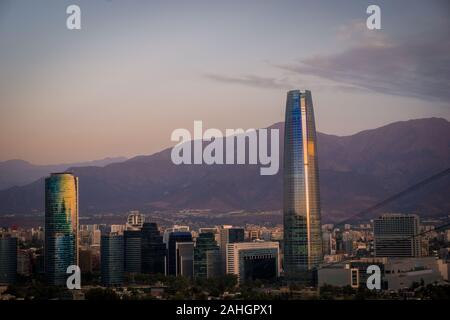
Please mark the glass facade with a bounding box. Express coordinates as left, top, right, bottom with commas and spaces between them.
0, 236, 17, 284
167, 231, 192, 276
124, 230, 142, 274
374, 214, 421, 257
283, 90, 323, 282
141, 222, 166, 274
45, 173, 78, 286
194, 232, 220, 280
101, 232, 124, 286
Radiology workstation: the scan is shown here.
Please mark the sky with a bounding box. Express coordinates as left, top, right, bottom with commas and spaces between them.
0, 0, 449, 164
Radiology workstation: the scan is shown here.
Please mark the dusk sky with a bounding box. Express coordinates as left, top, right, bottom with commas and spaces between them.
0, 0, 449, 164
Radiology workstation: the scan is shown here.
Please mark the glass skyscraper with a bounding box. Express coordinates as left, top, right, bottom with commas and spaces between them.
124, 230, 142, 274
45, 173, 78, 286
141, 222, 166, 275
167, 231, 192, 276
194, 232, 220, 280
283, 90, 323, 283
0, 235, 17, 285
101, 232, 124, 286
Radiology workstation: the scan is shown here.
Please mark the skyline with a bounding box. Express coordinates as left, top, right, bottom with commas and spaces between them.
0, 0, 449, 164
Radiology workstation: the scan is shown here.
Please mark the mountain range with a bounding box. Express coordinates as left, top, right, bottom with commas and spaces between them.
0, 157, 127, 190
0, 117, 449, 223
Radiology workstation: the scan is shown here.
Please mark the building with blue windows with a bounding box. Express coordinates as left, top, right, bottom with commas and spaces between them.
283, 90, 323, 283
101, 232, 124, 286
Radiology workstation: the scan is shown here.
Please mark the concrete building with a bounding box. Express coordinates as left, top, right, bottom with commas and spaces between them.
226, 241, 280, 284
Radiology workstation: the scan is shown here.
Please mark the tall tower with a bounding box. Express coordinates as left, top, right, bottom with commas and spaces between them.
283, 90, 323, 283
45, 172, 79, 286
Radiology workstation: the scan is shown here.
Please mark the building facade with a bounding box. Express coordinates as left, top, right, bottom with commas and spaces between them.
0, 235, 17, 284
124, 230, 142, 274
283, 90, 323, 282
45, 173, 78, 286
176, 242, 194, 278
141, 222, 166, 275
219, 225, 245, 275
101, 232, 124, 286
374, 214, 421, 257
167, 231, 193, 276
226, 241, 280, 284
194, 232, 220, 279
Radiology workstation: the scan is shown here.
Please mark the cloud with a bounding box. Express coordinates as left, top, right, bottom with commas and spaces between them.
278, 26, 450, 103
205, 73, 293, 90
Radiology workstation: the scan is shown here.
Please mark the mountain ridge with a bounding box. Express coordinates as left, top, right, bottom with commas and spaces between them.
0, 117, 449, 223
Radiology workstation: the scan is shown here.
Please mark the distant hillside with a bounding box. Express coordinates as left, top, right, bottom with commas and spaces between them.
0, 157, 127, 190
0, 118, 449, 223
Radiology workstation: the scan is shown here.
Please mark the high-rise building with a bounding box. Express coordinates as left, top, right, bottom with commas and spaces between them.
163, 225, 190, 244
101, 232, 124, 286
79, 248, 93, 273
219, 225, 244, 275
226, 241, 280, 284
374, 214, 421, 257
176, 242, 194, 278
167, 231, 192, 276
0, 235, 17, 284
141, 222, 166, 275
283, 90, 323, 283
17, 249, 32, 276
124, 230, 142, 273
194, 232, 220, 280
45, 173, 79, 286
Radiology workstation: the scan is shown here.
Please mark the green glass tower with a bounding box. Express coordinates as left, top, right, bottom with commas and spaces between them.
194, 232, 220, 280
283, 90, 323, 283
45, 173, 78, 286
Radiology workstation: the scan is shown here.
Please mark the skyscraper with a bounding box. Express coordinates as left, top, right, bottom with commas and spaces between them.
176, 242, 194, 278
219, 225, 244, 275
124, 230, 142, 274
194, 232, 220, 280
141, 222, 166, 275
374, 213, 421, 257
101, 232, 124, 286
45, 173, 78, 286
283, 90, 323, 283
0, 235, 17, 285
167, 231, 192, 276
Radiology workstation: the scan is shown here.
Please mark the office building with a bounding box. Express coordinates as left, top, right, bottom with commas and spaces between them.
79, 248, 93, 273
194, 232, 220, 279
176, 242, 194, 278
226, 241, 280, 284
17, 249, 32, 276
167, 231, 192, 276
124, 230, 142, 273
101, 232, 124, 286
0, 235, 17, 284
45, 173, 78, 286
219, 225, 244, 275
283, 90, 323, 283
141, 222, 166, 274
374, 214, 421, 257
